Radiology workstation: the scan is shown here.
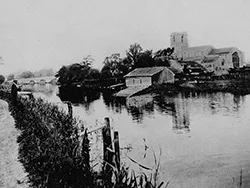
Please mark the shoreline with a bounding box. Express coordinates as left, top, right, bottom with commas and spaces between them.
0, 100, 29, 188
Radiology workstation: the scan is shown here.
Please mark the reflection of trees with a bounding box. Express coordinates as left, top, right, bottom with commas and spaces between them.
154, 95, 175, 116
102, 93, 126, 114
127, 106, 144, 123
233, 94, 242, 111
103, 94, 154, 123
126, 96, 154, 123
58, 86, 100, 105
207, 92, 244, 114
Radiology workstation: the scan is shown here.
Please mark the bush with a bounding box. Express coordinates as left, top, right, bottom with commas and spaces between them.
0, 91, 92, 188
0, 90, 167, 188
0, 75, 5, 84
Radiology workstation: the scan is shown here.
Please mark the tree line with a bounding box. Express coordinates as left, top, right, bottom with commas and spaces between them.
56, 43, 175, 86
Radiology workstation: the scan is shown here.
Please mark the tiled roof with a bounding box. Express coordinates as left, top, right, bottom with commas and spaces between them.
124, 67, 173, 77
208, 47, 235, 55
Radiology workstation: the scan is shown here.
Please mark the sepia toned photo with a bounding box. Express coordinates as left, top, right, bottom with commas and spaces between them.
0, 0, 250, 187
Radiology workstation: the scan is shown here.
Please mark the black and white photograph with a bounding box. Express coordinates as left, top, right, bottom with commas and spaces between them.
0, 0, 250, 187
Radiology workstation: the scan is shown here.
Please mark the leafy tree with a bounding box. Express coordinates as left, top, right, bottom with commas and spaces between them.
56, 56, 94, 85
126, 43, 143, 68
101, 53, 122, 78
81, 55, 94, 68
18, 71, 34, 79
0, 75, 5, 84
7, 74, 15, 81
87, 69, 101, 79
33, 68, 55, 77
135, 50, 155, 68
153, 47, 175, 67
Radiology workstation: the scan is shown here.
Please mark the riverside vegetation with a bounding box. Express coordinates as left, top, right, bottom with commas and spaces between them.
0, 85, 168, 188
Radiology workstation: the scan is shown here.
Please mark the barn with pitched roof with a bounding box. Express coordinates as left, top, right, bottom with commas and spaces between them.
124, 66, 179, 87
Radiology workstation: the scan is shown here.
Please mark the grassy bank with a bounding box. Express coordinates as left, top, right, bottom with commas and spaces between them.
0, 88, 168, 188
0, 89, 92, 187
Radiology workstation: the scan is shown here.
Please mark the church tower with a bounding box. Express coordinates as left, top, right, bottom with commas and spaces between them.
170, 32, 189, 52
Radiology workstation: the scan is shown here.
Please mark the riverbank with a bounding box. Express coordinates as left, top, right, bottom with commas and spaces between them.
133, 79, 250, 97
0, 90, 168, 187
0, 100, 29, 188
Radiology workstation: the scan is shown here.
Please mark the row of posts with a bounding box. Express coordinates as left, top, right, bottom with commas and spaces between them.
67, 102, 120, 181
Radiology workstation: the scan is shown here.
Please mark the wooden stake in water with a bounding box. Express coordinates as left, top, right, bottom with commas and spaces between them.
114, 131, 120, 171
102, 117, 113, 181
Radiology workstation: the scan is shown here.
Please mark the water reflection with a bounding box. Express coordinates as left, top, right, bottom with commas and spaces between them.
30, 86, 250, 187
30, 85, 245, 134
172, 93, 190, 133
126, 95, 154, 123
102, 92, 245, 133
102, 94, 126, 114
58, 86, 100, 105
22, 84, 55, 96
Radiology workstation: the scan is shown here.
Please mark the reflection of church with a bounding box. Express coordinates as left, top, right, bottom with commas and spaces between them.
172, 94, 190, 132
171, 32, 244, 75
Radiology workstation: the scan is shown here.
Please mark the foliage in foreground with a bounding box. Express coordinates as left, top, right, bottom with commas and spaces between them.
0, 89, 169, 188
0, 90, 92, 187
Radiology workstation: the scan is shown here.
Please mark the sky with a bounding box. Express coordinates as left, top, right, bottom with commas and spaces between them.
0, 0, 250, 75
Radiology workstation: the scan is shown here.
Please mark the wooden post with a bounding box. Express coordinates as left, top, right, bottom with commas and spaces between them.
67, 102, 73, 118
102, 117, 113, 181
114, 131, 120, 171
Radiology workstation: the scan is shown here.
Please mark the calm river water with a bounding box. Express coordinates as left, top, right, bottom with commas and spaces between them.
23, 84, 250, 188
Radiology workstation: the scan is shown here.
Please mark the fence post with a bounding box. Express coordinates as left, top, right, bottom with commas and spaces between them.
102, 117, 113, 182
67, 102, 73, 118
114, 131, 120, 171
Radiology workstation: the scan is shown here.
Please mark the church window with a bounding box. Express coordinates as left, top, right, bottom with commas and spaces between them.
221, 59, 225, 66
181, 35, 184, 43
232, 52, 240, 68
173, 36, 175, 42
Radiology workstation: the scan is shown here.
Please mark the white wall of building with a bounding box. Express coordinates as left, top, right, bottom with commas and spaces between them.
125, 77, 152, 87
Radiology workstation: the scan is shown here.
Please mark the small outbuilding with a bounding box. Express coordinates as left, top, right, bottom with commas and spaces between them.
124, 67, 176, 87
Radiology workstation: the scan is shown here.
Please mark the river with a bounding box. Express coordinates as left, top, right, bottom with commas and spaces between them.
22, 84, 250, 188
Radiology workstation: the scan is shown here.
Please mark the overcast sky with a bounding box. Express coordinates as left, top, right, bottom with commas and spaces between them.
0, 0, 250, 75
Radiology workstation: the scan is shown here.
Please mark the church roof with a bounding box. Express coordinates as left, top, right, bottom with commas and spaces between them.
182, 45, 213, 51
208, 47, 235, 55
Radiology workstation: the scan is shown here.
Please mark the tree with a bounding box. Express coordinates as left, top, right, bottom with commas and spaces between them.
81, 55, 94, 68
87, 69, 101, 79
101, 53, 122, 78
0, 75, 5, 84
56, 56, 94, 85
126, 43, 143, 68
7, 74, 15, 81
33, 68, 55, 77
135, 50, 155, 68
18, 71, 34, 79
153, 47, 175, 67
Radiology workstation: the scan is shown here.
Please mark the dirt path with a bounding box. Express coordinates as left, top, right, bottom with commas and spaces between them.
0, 100, 29, 188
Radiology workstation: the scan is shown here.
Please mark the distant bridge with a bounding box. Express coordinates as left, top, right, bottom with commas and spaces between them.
17, 76, 57, 85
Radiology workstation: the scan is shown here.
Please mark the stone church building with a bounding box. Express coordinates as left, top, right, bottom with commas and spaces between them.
171, 32, 244, 75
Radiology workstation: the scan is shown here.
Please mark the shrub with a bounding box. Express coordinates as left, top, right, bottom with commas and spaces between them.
0, 75, 5, 84
0, 89, 167, 188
